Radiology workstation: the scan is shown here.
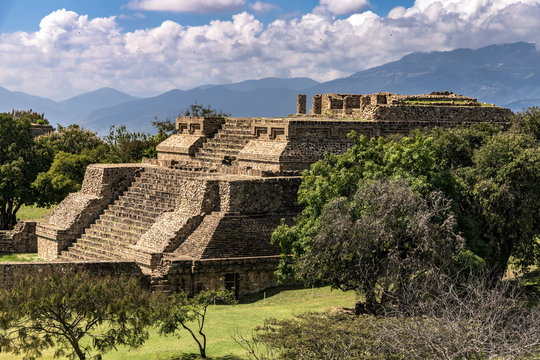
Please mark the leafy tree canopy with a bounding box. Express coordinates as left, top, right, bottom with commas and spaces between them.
10, 109, 49, 125
32, 152, 97, 207
0, 113, 41, 229
0, 272, 153, 360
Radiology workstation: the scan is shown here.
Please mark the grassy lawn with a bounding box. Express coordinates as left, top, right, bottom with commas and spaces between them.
17, 204, 54, 221
0, 286, 357, 360
0, 253, 40, 262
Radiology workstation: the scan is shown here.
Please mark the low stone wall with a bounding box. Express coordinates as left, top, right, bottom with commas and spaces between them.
167, 256, 280, 297
30, 124, 54, 137
0, 260, 147, 289
12, 221, 37, 253
0, 221, 38, 255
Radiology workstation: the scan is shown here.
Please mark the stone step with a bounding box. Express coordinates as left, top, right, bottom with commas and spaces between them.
93, 217, 150, 233
74, 237, 135, 258
84, 227, 143, 244
117, 192, 177, 208
99, 213, 153, 228
140, 170, 196, 181
171, 163, 217, 172
201, 141, 245, 150
129, 181, 185, 193
60, 249, 96, 261
60, 246, 116, 261
196, 148, 242, 157
108, 204, 165, 219
192, 155, 224, 164
101, 209, 157, 225
214, 133, 254, 141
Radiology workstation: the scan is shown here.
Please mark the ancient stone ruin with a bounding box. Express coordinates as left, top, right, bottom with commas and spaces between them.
30, 92, 512, 296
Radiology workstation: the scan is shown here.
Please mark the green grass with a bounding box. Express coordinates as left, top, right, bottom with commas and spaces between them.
17, 205, 54, 221
0, 253, 40, 262
0, 286, 356, 360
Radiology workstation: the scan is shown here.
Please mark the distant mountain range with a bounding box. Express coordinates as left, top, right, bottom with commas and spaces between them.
1, 42, 539, 135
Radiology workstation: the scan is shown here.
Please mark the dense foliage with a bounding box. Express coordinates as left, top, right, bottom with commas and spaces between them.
0, 113, 41, 229
0, 272, 153, 360
296, 179, 464, 313
272, 109, 540, 304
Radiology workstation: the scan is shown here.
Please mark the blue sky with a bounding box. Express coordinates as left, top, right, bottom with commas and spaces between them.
0, 1, 414, 33
0, 0, 539, 100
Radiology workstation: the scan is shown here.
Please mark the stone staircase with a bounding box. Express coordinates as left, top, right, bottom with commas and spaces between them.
173, 118, 254, 171
59, 167, 186, 267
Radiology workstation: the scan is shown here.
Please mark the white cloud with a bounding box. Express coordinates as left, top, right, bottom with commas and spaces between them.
315, 0, 371, 16
249, 1, 277, 14
1, 1, 540, 100
128, 0, 245, 13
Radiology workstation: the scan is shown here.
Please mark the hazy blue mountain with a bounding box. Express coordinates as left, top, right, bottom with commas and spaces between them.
306, 42, 540, 107
0, 86, 61, 120
504, 98, 540, 112
59, 87, 139, 119
83, 85, 300, 134
0, 86, 139, 125
223, 77, 319, 92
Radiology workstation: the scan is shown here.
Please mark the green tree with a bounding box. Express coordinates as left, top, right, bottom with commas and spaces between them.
295, 179, 464, 313
0, 113, 40, 229
155, 288, 236, 359
36, 124, 104, 156
103, 125, 157, 163
32, 152, 96, 207
182, 102, 230, 118
0, 272, 153, 360
513, 106, 540, 140
31, 125, 107, 207
11, 109, 49, 125
460, 131, 540, 276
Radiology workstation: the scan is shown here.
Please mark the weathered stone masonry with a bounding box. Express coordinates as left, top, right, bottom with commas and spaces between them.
20, 92, 511, 296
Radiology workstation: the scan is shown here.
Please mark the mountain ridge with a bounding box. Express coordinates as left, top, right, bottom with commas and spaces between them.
1, 42, 539, 134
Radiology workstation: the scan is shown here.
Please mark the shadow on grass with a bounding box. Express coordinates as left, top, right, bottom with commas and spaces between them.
156, 353, 244, 360
239, 284, 309, 304
520, 268, 540, 301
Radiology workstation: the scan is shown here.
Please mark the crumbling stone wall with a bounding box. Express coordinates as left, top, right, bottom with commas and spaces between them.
0, 260, 146, 289
30, 124, 54, 137
166, 256, 280, 296
0, 221, 37, 255
37, 164, 148, 260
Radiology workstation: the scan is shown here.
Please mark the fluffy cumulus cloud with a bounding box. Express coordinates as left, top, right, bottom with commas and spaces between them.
128, 0, 245, 13
1, 1, 540, 99
315, 0, 371, 16
249, 1, 278, 14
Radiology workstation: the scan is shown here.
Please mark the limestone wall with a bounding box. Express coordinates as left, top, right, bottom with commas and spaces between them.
167, 256, 280, 296
0, 260, 146, 289
0, 221, 37, 255
37, 164, 148, 260
218, 177, 301, 214
30, 124, 54, 137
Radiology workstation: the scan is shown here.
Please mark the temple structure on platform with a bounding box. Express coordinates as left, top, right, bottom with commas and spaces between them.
35, 92, 513, 296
